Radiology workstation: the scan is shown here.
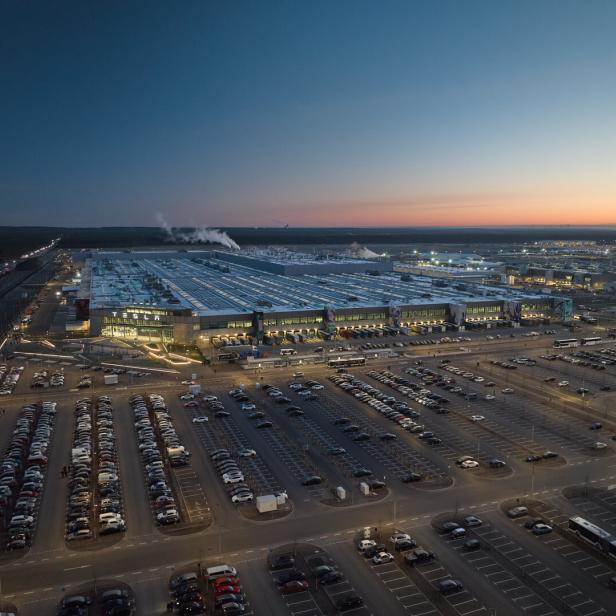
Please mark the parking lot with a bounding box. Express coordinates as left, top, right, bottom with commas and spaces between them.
564, 486, 616, 533
316, 379, 450, 485
424, 358, 614, 464
470, 512, 610, 615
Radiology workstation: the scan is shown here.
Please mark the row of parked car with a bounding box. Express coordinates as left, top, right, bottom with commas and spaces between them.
31, 369, 65, 388
330, 371, 432, 446
56, 587, 135, 616
66, 398, 95, 541
169, 565, 248, 615
229, 387, 273, 428
0, 364, 23, 395
2, 402, 56, 550
95, 396, 126, 536
208, 447, 254, 504
130, 394, 181, 526
67, 396, 126, 541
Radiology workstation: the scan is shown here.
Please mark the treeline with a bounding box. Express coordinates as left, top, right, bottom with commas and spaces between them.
1, 225, 616, 259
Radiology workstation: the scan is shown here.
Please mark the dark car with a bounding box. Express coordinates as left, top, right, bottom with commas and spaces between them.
526, 455, 541, 463
354, 432, 370, 441
489, 459, 506, 468
301, 475, 322, 486
364, 543, 386, 558
439, 521, 460, 534
337, 594, 363, 611
269, 553, 295, 570
276, 569, 306, 585
401, 472, 423, 483
463, 538, 481, 550
439, 579, 463, 594
404, 548, 435, 565
353, 468, 372, 478
320, 570, 344, 585
394, 538, 417, 552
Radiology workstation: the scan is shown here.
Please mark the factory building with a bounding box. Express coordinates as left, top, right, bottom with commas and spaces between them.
76, 249, 571, 346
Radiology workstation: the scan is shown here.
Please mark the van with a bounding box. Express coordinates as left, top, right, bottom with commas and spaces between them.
206, 564, 237, 580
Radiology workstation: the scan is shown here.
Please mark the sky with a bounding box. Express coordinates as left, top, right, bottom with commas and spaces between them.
1, 0, 616, 228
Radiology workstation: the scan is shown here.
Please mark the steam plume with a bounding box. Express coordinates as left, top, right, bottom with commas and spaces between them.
156, 213, 240, 251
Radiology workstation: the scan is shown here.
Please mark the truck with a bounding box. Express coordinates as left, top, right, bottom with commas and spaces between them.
104, 374, 119, 385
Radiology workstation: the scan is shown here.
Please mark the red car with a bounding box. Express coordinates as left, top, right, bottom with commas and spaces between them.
183, 401, 198, 408
215, 585, 242, 596
280, 581, 309, 595
213, 577, 240, 588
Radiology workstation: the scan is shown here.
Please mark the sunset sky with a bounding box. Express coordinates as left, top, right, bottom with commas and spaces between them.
1, 0, 615, 227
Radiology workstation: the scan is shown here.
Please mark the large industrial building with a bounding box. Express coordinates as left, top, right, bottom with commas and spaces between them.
75, 249, 572, 346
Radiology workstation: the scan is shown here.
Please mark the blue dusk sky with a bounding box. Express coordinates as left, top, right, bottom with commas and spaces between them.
1, 0, 616, 227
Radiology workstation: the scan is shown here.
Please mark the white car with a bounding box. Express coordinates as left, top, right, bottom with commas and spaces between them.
470, 415, 485, 422
293, 372, 304, 378
357, 539, 377, 552
389, 532, 412, 544
10, 515, 34, 527
180, 393, 194, 400
502, 388, 514, 394
484, 395, 495, 401
192, 416, 208, 423
231, 492, 254, 503
203, 395, 218, 402
460, 459, 479, 469
558, 381, 569, 387
223, 474, 245, 484
241, 403, 256, 411
372, 551, 394, 564
311, 384, 324, 390
238, 448, 256, 458
592, 442, 607, 450
182, 380, 195, 385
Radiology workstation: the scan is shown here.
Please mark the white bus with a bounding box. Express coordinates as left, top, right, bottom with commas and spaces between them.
328, 357, 366, 368
553, 338, 579, 348
581, 337, 602, 346
280, 348, 297, 356
568, 516, 616, 560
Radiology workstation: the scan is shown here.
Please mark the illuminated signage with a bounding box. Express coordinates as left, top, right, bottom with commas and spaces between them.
111, 311, 161, 321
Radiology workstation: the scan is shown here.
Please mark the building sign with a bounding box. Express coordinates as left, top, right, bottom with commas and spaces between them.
112, 311, 161, 321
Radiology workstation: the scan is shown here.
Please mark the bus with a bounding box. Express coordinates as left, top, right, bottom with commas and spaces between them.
328, 357, 366, 369
285, 332, 299, 344
553, 338, 579, 348
280, 348, 297, 356
568, 516, 616, 560
581, 337, 603, 346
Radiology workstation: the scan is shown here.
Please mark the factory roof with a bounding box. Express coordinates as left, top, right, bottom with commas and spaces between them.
86, 251, 552, 316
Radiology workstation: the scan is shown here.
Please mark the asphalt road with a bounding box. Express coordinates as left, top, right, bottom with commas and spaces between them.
2, 329, 616, 615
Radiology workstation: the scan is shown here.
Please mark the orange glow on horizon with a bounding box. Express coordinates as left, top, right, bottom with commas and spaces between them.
260, 194, 616, 227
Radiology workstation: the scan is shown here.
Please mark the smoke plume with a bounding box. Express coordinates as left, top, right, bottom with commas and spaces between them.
348, 241, 380, 258
156, 213, 240, 251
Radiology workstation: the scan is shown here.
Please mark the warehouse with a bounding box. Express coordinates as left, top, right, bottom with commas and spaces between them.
77, 249, 570, 346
